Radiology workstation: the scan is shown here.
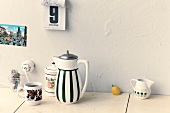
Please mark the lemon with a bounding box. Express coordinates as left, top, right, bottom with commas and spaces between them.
112, 85, 121, 95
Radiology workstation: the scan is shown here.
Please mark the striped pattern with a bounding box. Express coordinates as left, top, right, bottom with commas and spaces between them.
55, 68, 82, 104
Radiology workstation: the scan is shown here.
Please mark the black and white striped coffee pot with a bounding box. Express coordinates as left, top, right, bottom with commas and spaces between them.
53, 50, 89, 104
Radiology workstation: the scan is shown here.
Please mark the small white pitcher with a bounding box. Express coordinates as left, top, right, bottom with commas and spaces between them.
130, 78, 154, 99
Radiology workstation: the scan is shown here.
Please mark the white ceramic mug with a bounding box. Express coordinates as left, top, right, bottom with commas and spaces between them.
17, 82, 42, 106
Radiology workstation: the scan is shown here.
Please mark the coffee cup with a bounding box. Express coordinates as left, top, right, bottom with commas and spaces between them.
17, 82, 42, 106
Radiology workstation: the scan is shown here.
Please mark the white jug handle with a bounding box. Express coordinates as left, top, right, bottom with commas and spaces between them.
17, 87, 25, 99
77, 60, 89, 98
130, 79, 137, 90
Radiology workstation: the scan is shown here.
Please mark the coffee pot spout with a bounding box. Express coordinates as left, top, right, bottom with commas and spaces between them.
145, 79, 154, 89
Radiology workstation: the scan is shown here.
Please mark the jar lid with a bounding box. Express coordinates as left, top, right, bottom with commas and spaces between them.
58, 50, 78, 60
45, 62, 57, 75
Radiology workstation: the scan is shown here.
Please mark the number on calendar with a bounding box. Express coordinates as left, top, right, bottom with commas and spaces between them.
49, 6, 58, 23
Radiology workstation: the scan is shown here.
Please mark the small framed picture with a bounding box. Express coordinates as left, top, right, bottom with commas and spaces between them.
0, 24, 27, 47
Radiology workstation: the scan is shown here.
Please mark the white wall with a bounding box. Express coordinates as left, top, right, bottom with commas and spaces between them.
0, 0, 170, 95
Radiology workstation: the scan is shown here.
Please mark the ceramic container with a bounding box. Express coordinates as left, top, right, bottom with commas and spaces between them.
130, 78, 154, 99
45, 62, 57, 96
17, 82, 42, 106
53, 50, 89, 104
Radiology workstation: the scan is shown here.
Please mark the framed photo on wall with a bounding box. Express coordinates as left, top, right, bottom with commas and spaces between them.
0, 24, 27, 47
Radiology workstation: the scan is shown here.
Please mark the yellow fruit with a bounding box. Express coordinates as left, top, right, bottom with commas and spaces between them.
112, 85, 121, 95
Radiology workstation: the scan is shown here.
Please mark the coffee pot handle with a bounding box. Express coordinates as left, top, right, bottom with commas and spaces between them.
130, 79, 137, 90
77, 60, 89, 98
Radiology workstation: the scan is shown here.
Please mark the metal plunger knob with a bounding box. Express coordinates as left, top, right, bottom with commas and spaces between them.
67, 50, 69, 55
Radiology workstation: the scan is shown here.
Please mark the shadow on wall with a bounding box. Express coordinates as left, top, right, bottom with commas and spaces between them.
66, 0, 72, 30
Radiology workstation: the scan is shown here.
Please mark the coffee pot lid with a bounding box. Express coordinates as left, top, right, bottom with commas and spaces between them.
59, 50, 78, 60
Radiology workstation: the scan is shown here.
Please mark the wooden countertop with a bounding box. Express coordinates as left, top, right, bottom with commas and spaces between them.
0, 88, 24, 113
1, 88, 170, 113
127, 94, 170, 113
16, 92, 129, 113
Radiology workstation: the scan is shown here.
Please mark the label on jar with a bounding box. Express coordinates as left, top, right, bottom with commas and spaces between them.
45, 74, 56, 93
